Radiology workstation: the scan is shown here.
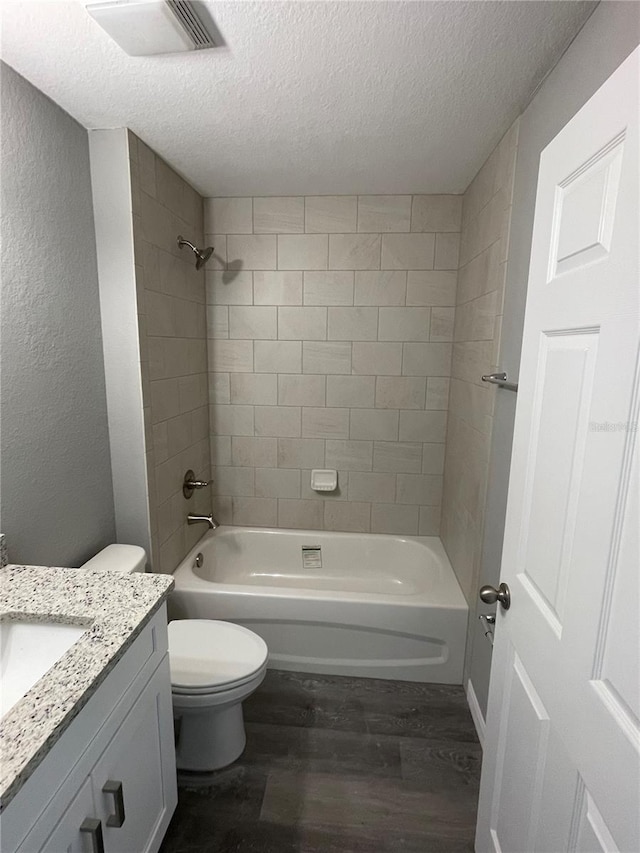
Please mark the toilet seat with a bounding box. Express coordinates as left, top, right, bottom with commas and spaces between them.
168, 619, 268, 694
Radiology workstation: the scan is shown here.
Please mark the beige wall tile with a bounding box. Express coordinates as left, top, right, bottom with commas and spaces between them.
230, 373, 278, 406
278, 374, 326, 407
422, 443, 446, 475
302, 407, 349, 439
206, 270, 253, 305
228, 235, 277, 270
278, 235, 328, 270
354, 271, 406, 306
419, 505, 441, 535
350, 409, 399, 441
434, 233, 460, 270
232, 436, 277, 468
325, 439, 373, 472
426, 377, 450, 410
411, 195, 462, 232
255, 406, 301, 437
229, 306, 277, 340
207, 305, 229, 338
375, 377, 425, 410
430, 307, 455, 342
209, 339, 254, 372
324, 501, 370, 533
373, 441, 422, 474
206, 197, 252, 234
381, 234, 435, 269
305, 196, 357, 233
303, 341, 352, 374
278, 499, 324, 530
304, 271, 354, 306
378, 308, 430, 342
406, 271, 457, 307
254, 197, 304, 233
328, 307, 378, 341
348, 471, 396, 503
254, 271, 303, 305
329, 234, 381, 270
233, 497, 278, 527
278, 307, 328, 340
214, 465, 254, 496
209, 373, 230, 405
402, 343, 452, 377
371, 503, 419, 535
277, 438, 325, 469
352, 342, 402, 375
358, 196, 411, 232
255, 340, 302, 373
326, 375, 375, 408
255, 467, 301, 499
396, 473, 442, 506
211, 404, 254, 436
399, 410, 447, 443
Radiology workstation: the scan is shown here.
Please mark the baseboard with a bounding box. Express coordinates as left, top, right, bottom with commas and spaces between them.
466, 678, 486, 749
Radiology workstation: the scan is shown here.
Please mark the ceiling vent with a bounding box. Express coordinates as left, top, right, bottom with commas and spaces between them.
86, 1, 222, 56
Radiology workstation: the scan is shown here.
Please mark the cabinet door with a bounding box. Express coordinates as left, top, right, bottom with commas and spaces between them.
91, 657, 177, 853
24, 777, 98, 853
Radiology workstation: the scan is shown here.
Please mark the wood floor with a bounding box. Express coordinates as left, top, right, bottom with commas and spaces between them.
160, 670, 481, 853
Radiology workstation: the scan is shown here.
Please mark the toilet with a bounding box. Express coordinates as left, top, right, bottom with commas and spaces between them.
80, 544, 269, 771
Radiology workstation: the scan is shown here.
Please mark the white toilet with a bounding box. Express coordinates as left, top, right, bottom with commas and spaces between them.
80, 545, 269, 771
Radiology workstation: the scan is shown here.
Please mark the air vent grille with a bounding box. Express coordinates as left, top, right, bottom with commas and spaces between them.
166, 0, 217, 49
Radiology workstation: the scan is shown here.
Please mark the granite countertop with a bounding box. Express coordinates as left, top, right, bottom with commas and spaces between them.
0, 564, 174, 811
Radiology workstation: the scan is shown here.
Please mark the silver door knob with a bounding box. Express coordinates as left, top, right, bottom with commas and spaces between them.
479, 582, 511, 610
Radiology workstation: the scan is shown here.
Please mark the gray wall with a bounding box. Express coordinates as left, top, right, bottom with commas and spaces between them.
0, 63, 116, 566
467, 1, 640, 721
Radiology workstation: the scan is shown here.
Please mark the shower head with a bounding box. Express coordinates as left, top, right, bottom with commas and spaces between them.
177, 236, 214, 270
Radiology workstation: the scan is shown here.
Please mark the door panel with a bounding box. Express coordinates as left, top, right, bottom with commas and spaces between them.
476, 47, 639, 853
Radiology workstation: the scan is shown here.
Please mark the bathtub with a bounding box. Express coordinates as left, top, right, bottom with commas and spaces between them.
169, 526, 468, 684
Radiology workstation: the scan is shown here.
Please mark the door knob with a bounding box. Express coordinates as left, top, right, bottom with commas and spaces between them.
479, 582, 511, 610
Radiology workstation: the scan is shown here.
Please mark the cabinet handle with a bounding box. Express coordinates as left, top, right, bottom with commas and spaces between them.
80, 817, 105, 853
102, 779, 126, 827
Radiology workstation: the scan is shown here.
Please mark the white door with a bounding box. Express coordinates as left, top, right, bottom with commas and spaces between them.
476, 47, 639, 853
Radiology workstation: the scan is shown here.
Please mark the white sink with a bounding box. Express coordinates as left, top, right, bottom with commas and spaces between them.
0, 619, 89, 717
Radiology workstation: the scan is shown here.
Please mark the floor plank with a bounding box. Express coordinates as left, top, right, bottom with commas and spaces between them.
160, 670, 481, 853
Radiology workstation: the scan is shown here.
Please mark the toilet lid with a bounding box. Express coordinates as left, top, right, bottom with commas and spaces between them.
168, 620, 268, 690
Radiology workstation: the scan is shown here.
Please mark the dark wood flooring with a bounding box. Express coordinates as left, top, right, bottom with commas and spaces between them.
160, 670, 481, 853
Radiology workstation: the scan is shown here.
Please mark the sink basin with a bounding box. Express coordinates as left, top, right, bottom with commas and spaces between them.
0, 619, 89, 717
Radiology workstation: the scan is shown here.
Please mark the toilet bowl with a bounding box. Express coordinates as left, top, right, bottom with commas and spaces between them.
169, 619, 268, 770
80, 545, 269, 771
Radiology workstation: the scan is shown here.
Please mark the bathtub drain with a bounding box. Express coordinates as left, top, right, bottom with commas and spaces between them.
302, 546, 322, 569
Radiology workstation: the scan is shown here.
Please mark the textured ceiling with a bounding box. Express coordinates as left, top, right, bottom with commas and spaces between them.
1, 1, 596, 196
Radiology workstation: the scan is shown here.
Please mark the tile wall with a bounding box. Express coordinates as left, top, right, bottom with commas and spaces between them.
204, 194, 461, 534
129, 133, 212, 572
440, 120, 520, 601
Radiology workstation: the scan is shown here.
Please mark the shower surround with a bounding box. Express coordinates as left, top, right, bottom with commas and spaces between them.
204, 195, 462, 536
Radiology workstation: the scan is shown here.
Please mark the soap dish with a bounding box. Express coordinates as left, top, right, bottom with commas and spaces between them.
310, 469, 338, 492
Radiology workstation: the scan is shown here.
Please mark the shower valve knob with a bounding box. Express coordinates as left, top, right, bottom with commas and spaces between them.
183, 469, 211, 499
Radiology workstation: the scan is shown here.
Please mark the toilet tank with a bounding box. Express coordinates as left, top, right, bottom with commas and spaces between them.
80, 544, 147, 573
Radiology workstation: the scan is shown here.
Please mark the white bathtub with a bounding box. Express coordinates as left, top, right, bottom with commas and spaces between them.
169, 526, 468, 684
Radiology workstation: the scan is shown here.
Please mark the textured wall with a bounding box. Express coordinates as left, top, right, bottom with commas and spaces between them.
129, 134, 211, 573
440, 121, 519, 603
0, 63, 115, 566
204, 195, 461, 534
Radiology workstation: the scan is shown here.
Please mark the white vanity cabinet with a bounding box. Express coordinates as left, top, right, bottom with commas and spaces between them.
2, 606, 177, 853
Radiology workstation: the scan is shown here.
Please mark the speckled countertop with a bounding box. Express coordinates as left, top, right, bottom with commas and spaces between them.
0, 564, 174, 811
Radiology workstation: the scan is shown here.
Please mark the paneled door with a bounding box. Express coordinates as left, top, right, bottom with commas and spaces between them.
476, 47, 639, 852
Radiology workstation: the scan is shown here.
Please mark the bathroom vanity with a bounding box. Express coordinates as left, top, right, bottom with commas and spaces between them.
0, 565, 177, 853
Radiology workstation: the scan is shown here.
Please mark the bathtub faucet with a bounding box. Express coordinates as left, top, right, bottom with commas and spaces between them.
187, 513, 220, 530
